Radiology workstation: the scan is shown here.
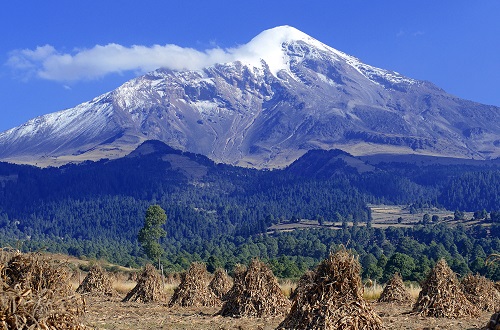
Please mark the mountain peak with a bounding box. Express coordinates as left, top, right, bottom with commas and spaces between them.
251, 25, 323, 46
229, 25, 335, 76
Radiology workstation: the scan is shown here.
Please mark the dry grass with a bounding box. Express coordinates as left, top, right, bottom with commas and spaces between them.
364, 283, 383, 301
407, 283, 421, 299
113, 280, 138, 295
110, 276, 179, 296
278, 278, 296, 298
353, 281, 420, 302
70, 277, 81, 291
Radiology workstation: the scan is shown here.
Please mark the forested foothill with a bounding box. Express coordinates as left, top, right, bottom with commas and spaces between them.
0, 141, 499, 282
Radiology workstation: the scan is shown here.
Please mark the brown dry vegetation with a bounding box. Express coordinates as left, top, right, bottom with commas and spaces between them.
412, 259, 481, 318
0, 251, 86, 329
0, 251, 496, 329
378, 273, 413, 305
122, 263, 166, 303
278, 249, 383, 329
209, 268, 233, 299
80, 295, 492, 330
219, 258, 291, 318
76, 264, 117, 297
461, 274, 500, 312
169, 262, 220, 307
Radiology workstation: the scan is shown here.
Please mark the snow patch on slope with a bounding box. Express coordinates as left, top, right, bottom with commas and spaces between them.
0, 94, 112, 142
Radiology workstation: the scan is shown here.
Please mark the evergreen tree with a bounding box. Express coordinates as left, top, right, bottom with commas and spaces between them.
138, 205, 167, 267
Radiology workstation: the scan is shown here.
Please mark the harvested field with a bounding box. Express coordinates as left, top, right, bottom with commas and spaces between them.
0, 252, 493, 329
81, 285, 490, 329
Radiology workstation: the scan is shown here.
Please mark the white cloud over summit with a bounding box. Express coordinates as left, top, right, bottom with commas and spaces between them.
7, 43, 233, 81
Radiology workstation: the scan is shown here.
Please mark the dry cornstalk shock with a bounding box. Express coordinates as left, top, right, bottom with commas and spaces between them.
278, 249, 383, 330
219, 259, 290, 318
378, 273, 413, 304
169, 262, 220, 307
0, 251, 86, 329
461, 273, 500, 312
412, 259, 480, 318
76, 264, 116, 297
208, 268, 233, 300
122, 264, 166, 303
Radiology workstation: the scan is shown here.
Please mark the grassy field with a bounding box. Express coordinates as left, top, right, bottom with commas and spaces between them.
268, 204, 480, 233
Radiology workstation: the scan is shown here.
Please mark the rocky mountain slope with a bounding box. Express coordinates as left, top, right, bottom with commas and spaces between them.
1, 25, 499, 168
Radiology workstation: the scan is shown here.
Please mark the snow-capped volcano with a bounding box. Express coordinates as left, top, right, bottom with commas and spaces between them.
1, 26, 500, 167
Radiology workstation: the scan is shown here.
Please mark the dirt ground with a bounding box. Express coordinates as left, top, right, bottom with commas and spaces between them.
83, 295, 491, 330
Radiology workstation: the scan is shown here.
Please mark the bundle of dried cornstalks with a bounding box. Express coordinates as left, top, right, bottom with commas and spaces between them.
169, 262, 220, 307
278, 249, 383, 330
461, 274, 500, 312
378, 273, 413, 304
122, 264, 165, 303
209, 268, 233, 300
412, 259, 480, 318
6, 252, 73, 295
76, 264, 116, 297
0, 252, 85, 329
219, 259, 290, 318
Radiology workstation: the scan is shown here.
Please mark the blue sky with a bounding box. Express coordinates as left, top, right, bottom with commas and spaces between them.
1, 1, 499, 132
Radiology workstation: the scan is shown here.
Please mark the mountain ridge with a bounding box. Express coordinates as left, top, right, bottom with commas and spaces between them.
1, 26, 499, 168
